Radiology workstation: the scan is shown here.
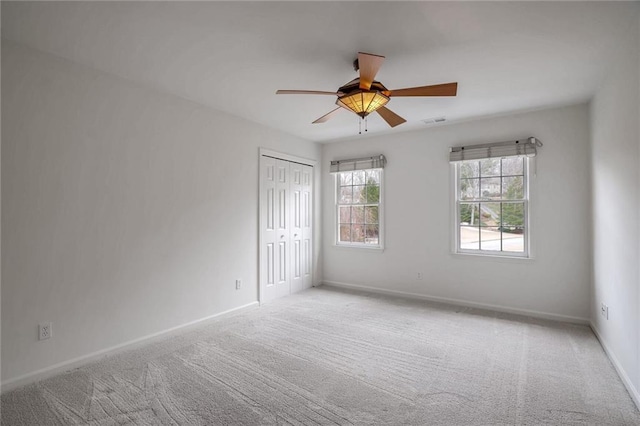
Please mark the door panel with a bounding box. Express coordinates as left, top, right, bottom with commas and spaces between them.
294, 191, 301, 228
266, 243, 274, 285
278, 241, 287, 282
261, 157, 277, 297
301, 165, 313, 289
273, 160, 290, 299
294, 240, 301, 278
289, 162, 303, 293
266, 188, 274, 230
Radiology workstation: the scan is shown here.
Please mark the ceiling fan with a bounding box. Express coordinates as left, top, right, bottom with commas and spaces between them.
276, 52, 458, 128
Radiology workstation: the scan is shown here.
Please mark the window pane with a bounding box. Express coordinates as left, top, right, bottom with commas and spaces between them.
457, 157, 528, 256
339, 224, 351, 242
352, 185, 366, 203
460, 161, 479, 178
460, 178, 479, 200
502, 202, 524, 227
480, 202, 501, 226
480, 227, 502, 251
460, 203, 480, 226
480, 177, 501, 200
502, 157, 524, 176
340, 172, 353, 185
351, 224, 365, 242
365, 206, 379, 224
365, 224, 379, 244
480, 158, 501, 177
336, 169, 383, 247
366, 169, 381, 185
365, 184, 380, 203
502, 230, 525, 252
460, 225, 480, 250
353, 170, 365, 185
502, 176, 524, 200
352, 206, 365, 224
339, 206, 351, 223
340, 186, 353, 204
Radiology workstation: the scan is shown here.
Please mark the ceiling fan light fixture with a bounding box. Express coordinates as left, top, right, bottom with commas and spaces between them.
276, 52, 457, 129
336, 90, 390, 118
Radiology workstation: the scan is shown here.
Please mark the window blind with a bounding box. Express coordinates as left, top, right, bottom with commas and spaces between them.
449, 137, 542, 162
330, 154, 387, 173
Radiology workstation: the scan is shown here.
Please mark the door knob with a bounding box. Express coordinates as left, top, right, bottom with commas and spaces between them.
281, 235, 285, 239
294, 234, 298, 237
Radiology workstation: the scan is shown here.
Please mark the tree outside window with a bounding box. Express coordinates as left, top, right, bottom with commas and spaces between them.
337, 169, 382, 247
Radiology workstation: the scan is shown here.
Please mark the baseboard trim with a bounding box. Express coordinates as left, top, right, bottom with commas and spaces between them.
1, 301, 260, 394
321, 281, 589, 325
590, 321, 640, 411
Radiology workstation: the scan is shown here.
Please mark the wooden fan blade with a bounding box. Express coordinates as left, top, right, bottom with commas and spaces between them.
376, 106, 406, 128
276, 90, 341, 95
312, 107, 342, 124
388, 82, 458, 97
358, 52, 385, 90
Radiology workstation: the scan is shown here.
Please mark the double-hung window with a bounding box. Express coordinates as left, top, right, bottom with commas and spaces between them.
331, 155, 385, 249
451, 138, 541, 258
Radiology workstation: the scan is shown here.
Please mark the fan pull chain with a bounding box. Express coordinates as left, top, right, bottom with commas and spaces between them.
358, 117, 369, 135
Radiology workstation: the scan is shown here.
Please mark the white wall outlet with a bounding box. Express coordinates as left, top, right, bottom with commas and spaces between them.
417, 272, 424, 280
236, 279, 242, 290
601, 303, 609, 320
39, 322, 52, 340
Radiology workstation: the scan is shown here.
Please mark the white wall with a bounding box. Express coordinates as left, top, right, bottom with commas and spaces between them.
1, 40, 321, 384
322, 104, 591, 321
589, 15, 640, 405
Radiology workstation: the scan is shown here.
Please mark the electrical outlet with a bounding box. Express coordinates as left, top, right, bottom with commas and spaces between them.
417, 272, 424, 280
236, 279, 242, 290
39, 322, 52, 341
601, 303, 609, 320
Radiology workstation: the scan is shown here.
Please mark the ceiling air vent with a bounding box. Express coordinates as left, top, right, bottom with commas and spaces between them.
423, 116, 446, 125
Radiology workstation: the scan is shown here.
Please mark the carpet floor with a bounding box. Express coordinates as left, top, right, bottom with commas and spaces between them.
2, 286, 639, 425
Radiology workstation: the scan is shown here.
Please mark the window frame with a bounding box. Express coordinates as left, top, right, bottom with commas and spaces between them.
334, 168, 384, 250
453, 156, 531, 259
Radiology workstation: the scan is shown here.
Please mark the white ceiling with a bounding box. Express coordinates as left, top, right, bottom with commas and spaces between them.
3, 1, 639, 142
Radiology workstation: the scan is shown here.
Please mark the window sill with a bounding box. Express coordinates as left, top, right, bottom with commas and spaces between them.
451, 251, 533, 263
333, 244, 384, 253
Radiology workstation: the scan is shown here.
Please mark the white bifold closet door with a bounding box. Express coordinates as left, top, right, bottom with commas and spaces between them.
261, 156, 313, 303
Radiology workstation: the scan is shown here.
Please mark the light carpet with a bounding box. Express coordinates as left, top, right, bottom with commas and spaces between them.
2, 286, 639, 425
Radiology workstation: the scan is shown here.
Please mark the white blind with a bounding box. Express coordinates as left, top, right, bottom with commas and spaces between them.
449, 137, 542, 162
330, 154, 387, 173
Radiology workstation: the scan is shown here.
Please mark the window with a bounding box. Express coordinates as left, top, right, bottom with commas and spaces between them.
336, 169, 383, 248
455, 156, 529, 257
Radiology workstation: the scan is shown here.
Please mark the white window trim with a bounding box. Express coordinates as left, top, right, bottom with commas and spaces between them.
451, 157, 533, 259
334, 169, 385, 250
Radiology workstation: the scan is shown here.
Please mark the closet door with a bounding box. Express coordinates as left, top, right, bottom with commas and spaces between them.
289, 163, 304, 294
301, 165, 313, 289
261, 157, 291, 302
260, 154, 313, 303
